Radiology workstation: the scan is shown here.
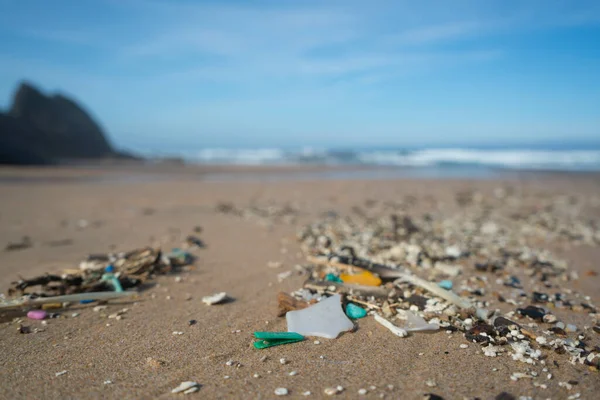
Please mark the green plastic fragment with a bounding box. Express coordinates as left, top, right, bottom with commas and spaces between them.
253, 332, 305, 349
345, 303, 367, 319
325, 273, 343, 283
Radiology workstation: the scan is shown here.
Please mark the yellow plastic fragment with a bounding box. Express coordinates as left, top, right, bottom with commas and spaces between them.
340, 270, 382, 286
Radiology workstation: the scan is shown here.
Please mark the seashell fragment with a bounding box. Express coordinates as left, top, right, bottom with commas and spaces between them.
202, 292, 228, 305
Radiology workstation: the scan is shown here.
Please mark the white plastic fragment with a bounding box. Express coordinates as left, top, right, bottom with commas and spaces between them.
286, 294, 354, 339
55, 370, 68, 377
171, 381, 201, 394
374, 314, 408, 337
202, 292, 228, 305
395, 309, 439, 332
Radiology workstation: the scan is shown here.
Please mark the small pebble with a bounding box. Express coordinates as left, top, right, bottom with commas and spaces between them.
172, 331, 183, 336
55, 370, 68, 377
302, 391, 312, 396
224, 376, 230, 379
274, 387, 289, 396
71, 313, 79, 318
324, 387, 341, 396
289, 371, 298, 376
460, 344, 468, 349
253, 374, 260, 378
103, 380, 112, 385
358, 388, 368, 395
314, 340, 321, 345
280, 358, 287, 365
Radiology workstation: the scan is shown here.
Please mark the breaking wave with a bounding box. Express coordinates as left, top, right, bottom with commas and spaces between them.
181, 147, 600, 171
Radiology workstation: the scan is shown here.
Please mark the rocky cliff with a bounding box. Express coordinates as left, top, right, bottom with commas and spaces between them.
0, 82, 119, 165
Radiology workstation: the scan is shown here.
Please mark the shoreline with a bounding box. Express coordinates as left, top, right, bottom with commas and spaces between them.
1, 163, 600, 185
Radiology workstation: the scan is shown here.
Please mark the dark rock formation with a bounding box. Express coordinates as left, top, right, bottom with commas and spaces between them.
0, 81, 120, 165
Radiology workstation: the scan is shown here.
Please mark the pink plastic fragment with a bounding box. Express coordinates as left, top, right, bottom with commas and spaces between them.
27, 310, 47, 320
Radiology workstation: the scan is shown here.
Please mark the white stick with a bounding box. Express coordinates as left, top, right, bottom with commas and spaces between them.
394, 273, 489, 321
0, 291, 137, 310
374, 313, 408, 337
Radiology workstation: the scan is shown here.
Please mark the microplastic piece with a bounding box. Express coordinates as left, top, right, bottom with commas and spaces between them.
396, 309, 439, 332
253, 332, 305, 349
345, 303, 367, 319
286, 294, 354, 339
340, 270, 382, 286
374, 313, 408, 337
438, 280, 453, 290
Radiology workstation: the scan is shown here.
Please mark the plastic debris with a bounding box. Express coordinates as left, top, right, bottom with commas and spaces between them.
0, 290, 137, 309
274, 387, 289, 396
438, 280, 453, 290
324, 273, 342, 283
253, 332, 305, 349
286, 294, 354, 339
374, 313, 408, 337
26, 310, 47, 320
340, 270, 382, 286
345, 303, 367, 319
202, 292, 228, 305
171, 381, 201, 394
55, 370, 68, 377
101, 265, 123, 292
396, 309, 439, 333
167, 248, 195, 266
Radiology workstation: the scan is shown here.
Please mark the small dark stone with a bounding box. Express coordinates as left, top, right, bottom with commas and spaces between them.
553, 360, 559, 367
406, 294, 429, 310
495, 392, 516, 400
549, 327, 567, 337
188, 320, 197, 326
494, 316, 520, 328
554, 346, 566, 355
18, 325, 31, 334
532, 292, 549, 303
186, 235, 205, 248
567, 380, 579, 385
423, 394, 444, 400
581, 303, 597, 313
517, 305, 546, 321
466, 322, 495, 343
504, 276, 522, 288
475, 261, 503, 273
593, 325, 600, 335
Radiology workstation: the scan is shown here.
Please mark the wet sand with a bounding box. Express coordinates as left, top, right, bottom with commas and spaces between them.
0, 166, 599, 399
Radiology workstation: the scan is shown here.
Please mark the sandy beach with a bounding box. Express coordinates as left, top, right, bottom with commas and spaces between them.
1, 166, 599, 400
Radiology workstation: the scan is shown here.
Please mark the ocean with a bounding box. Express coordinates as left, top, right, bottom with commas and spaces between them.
147, 146, 600, 172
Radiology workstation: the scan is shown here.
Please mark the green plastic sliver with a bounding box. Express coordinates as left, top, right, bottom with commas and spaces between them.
253, 332, 305, 349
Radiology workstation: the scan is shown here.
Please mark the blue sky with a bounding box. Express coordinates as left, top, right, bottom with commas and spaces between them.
0, 0, 599, 150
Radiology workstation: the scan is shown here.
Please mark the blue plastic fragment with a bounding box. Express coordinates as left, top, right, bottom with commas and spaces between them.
345, 303, 367, 319
80, 299, 95, 304
325, 273, 343, 283
438, 280, 453, 290
105, 265, 115, 273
